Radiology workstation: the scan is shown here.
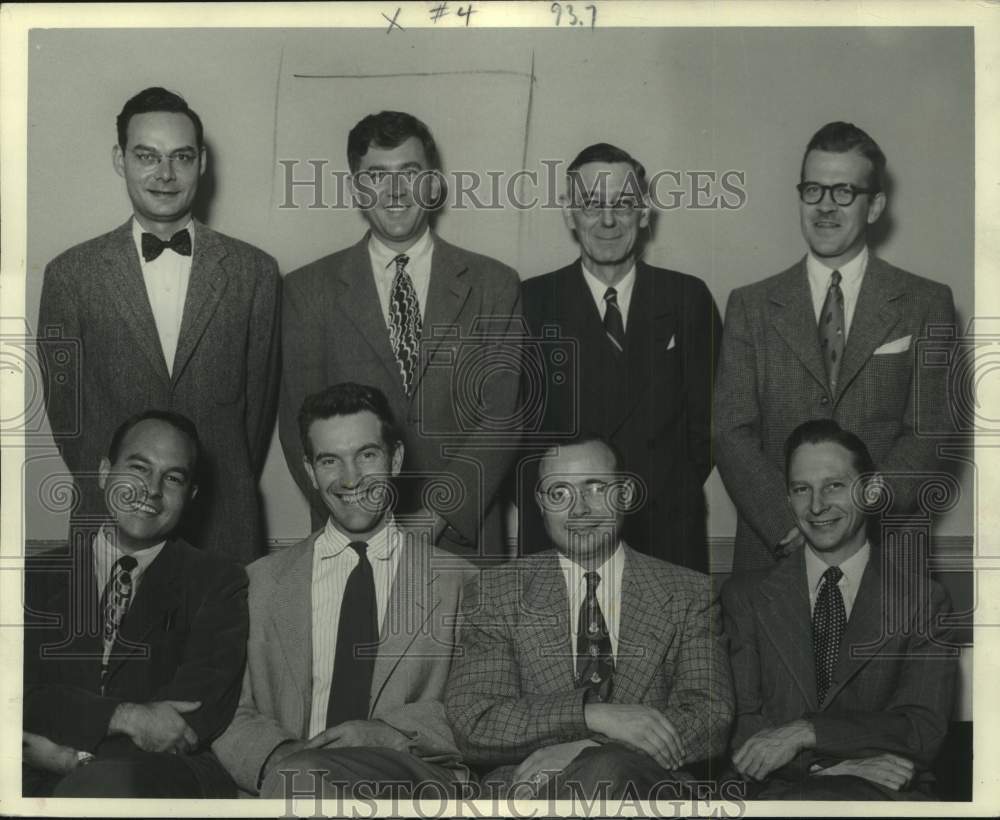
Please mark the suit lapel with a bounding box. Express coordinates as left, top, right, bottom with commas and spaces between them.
171, 222, 230, 385
269, 536, 316, 731
99, 221, 171, 383
47, 542, 103, 685
521, 555, 576, 692
757, 551, 819, 710
332, 236, 404, 391
768, 261, 828, 391
835, 257, 904, 401
613, 546, 675, 704
413, 237, 472, 396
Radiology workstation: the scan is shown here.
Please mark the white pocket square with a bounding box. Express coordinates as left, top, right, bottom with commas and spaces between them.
874, 335, 912, 355
666, 334, 676, 351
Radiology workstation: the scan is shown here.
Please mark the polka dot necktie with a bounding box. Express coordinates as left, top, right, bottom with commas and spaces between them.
818, 270, 845, 393
812, 565, 846, 705
99, 554, 138, 693
576, 571, 615, 702
388, 254, 421, 395
603, 287, 625, 353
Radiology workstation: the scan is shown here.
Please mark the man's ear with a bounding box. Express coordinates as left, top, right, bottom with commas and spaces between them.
867, 191, 887, 225
112, 145, 125, 179
189, 483, 199, 502
98, 457, 111, 490
303, 457, 319, 492
198, 145, 207, 178
390, 442, 404, 477
560, 194, 576, 233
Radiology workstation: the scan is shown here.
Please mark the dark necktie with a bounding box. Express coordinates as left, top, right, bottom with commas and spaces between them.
812, 565, 846, 705
141, 228, 192, 262
326, 541, 379, 727
99, 554, 138, 692
388, 254, 422, 395
818, 270, 845, 393
603, 287, 625, 353
575, 571, 615, 702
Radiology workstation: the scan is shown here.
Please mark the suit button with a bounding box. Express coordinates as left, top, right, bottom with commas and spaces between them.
819, 396, 829, 406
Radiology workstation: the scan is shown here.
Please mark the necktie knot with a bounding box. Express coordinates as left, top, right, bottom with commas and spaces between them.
116, 555, 138, 574
584, 570, 601, 596
603, 287, 618, 305
393, 254, 410, 276
822, 565, 843, 587
141, 228, 191, 262
830, 269, 842, 287
348, 541, 369, 560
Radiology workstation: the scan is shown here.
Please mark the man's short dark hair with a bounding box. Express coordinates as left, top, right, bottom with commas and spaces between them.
784, 418, 877, 485
107, 409, 202, 476
347, 110, 441, 173
541, 432, 626, 475
800, 121, 887, 192
567, 142, 648, 197
116, 87, 204, 150
298, 382, 403, 460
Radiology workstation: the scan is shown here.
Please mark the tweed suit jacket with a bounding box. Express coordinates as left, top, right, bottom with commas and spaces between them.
24, 537, 248, 771
38, 220, 282, 564
279, 233, 523, 556
444, 546, 734, 771
520, 261, 722, 571
212, 530, 474, 794
713, 255, 955, 571
722, 548, 957, 778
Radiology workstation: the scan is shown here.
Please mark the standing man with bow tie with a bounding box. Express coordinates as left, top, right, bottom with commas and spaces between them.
38, 87, 281, 564
714, 122, 956, 573
279, 110, 523, 557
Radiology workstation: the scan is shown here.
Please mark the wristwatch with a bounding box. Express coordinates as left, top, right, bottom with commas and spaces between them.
74, 750, 96, 768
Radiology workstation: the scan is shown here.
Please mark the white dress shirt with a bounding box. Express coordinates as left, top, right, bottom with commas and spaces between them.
368, 229, 434, 329
131, 218, 195, 374
804, 541, 871, 620
581, 262, 636, 332
558, 544, 625, 668
308, 517, 402, 736
92, 526, 166, 664
806, 246, 868, 341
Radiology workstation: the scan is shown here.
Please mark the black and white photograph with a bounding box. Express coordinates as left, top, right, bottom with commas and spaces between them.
1, 1, 996, 815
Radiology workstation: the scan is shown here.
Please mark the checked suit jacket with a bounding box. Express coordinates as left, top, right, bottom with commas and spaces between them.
713, 255, 956, 571
212, 531, 475, 794
279, 233, 523, 556
520, 261, 722, 572
722, 547, 957, 782
38, 220, 282, 564
444, 545, 734, 774
23, 537, 248, 787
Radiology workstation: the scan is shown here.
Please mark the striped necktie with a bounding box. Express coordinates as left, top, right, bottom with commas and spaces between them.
603, 287, 625, 353
818, 270, 845, 393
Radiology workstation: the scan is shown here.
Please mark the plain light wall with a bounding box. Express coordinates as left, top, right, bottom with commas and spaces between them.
24, 27, 974, 543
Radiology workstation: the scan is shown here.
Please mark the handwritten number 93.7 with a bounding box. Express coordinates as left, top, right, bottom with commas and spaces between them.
551, 2, 597, 28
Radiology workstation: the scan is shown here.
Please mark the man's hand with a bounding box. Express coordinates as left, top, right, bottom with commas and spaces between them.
776, 526, 805, 558
512, 739, 598, 796
585, 703, 687, 771
109, 700, 200, 754
23, 732, 79, 775
813, 753, 915, 791
304, 719, 410, 753
733, 720, 815, 781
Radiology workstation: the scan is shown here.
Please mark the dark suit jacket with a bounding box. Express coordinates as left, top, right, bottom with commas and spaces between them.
444, 546, 734, 775
213, 532, 472, 793
23, 537, 248, 763
279, 233, 523, 555
722, 548, 957, 781
713, 256, 955, 571
38, 220, 282, 564
520, 261, 722, 571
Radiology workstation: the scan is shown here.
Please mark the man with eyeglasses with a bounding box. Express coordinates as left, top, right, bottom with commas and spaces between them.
519, 143, 722, 571
446, 433, 733, 800
714, 121, 956, 573
280, 110, 523, 558
37, 86, 281, 564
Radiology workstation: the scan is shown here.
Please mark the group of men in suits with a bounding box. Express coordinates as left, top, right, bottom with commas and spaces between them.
25, 84, 960, 802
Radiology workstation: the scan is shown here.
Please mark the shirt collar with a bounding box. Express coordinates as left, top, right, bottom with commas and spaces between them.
368, 228, 433, 275
805, 540, 871, 597
806, 245, 868, 288
580, 261, 636, 306
94, 524, 166, 576
316, 515, 399, 561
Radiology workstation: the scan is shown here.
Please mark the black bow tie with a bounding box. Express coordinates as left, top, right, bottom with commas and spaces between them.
141, 229, 192, 262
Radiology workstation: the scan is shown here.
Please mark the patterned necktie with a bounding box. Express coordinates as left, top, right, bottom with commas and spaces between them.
812, 565, 846, 705
576, 571, 615, 702
603, 287, 625, 353
99, 555, 138, 692
388, 254, 422, 395
818, 270, 845, 393
326, 541, 379, 727
141, 228, 192, 262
